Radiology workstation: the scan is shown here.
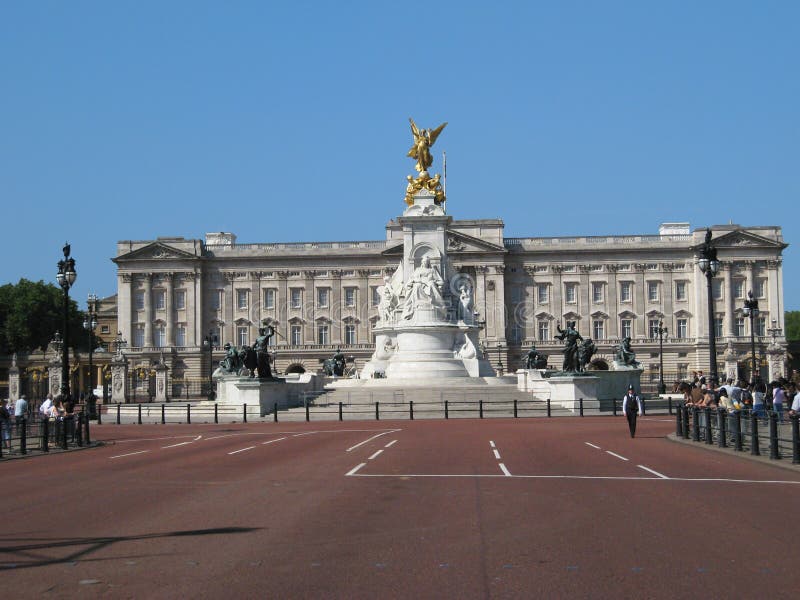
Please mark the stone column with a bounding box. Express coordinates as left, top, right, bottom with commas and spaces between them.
722, 263, 734, 336
8, 355, 20, 402
608, 265, 619, 339
277, 271, 289, 343
119, 273, 133, 350
768, 345, 785, 381
164, 272, 174, 346
303, 271, 316, 344
193, 270, 203, 348
332, 271, 343, 345
634, 264, 646, 338
143, 273, 153, 347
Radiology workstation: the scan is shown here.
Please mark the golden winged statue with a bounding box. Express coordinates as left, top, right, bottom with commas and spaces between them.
407, 118, 447, 173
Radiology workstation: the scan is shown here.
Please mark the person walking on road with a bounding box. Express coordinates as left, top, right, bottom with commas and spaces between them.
622, 384, 643, 438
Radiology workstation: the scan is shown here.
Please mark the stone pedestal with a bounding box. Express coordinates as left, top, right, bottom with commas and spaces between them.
110, 356, 129, 403
48, 358, 62, 398
548, 375, 601, 412
516, 368, 551, 398
8, 362, 20, 402
154, 363, 169, 402
215, 373, 323, 417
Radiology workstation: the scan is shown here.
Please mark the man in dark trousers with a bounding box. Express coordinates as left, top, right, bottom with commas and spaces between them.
622, 384, 644, 438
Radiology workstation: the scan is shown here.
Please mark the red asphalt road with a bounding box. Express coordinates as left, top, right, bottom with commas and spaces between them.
4, 416, 800, 599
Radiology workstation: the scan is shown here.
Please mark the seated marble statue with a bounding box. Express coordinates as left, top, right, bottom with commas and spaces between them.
615, 337, 638, 366
401, 256, 445, 319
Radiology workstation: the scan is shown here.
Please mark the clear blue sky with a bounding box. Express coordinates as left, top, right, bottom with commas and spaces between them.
1, 1, 798, 310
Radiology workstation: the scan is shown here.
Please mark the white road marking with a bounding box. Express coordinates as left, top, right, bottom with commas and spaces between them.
493, 449, 501, 460
162, 442, 192, 449
499, 463, 512, 477
585, 442, 601, 449
638, 465, 669, 479
346, 430, 400, 452
193, 435, 202, 441
115, 436, 195, 444
489, 441, 496, 448
347, 473, 800, 484
606, 451, 629, 461
110, 450, 149, 459
293, 432, 317, 437
384, 440, 397, 448
262, 437, 287, 445
368, 449, 384, 460
346, 463, 367, 476
205, 433, 243, 441
228, 446, 256, 455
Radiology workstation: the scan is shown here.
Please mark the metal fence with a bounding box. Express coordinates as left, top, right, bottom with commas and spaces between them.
0, 412, 93, 459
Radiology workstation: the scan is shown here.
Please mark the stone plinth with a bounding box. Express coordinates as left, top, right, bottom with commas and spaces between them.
216, 373, 322, 417
548, 375, 601, 412
154, 363, 169, 402
516, 368, 551, 398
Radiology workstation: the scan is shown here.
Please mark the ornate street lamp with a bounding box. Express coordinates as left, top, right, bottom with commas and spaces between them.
656, 320, 668, 394
56, 243, 77, 399
83, 293, 99, 417
203, 331, 218, 400
742, 290, 759, 386
698, 230, 720, 386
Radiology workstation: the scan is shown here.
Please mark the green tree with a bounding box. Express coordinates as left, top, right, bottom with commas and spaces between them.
786, 311, 800, 341
0, 279, 86, 354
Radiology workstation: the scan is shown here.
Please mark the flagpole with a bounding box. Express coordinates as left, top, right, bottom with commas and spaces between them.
443, 150, 447, 213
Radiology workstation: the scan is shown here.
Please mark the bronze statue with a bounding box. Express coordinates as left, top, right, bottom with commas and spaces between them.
407, 118, 447, 174
239, 345, 258, 377
615, 337, 639, 367
322, 348, 347, 377
578, 338, 597, 372
525, 345, 548, 370
253, 325, 276, 379
219, 342, 242, 375
555, 322, 583, 372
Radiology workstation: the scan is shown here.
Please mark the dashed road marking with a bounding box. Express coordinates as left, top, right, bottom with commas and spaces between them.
110, 450, 149, 459
262, 437, 287, 445
228, 446, 256, 455
385, 440, 397, 448
489, 441, 496, 448
606, 451, 629, 461
368, 449, 384, 460
585, 442, 601, 449
346, 463, 367, 476
493, 449, 501, 460
499, 463, 512, 477
162, 442, 192, 449
346, 430, 400, 452
638, 465, 669, 479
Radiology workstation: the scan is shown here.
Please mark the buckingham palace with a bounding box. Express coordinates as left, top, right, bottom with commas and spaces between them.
112, 218, 788, 393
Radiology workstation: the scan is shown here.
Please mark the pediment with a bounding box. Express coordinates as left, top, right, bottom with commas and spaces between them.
618, 310, 638, 319
697, 230, 787, 250
381, 243, 404, 256
590, 311, 609, 320
562, 311, 581, 321
674, 309, 692, 318
535, 311, 554, 320
114, 242, 200, 263
646, 309, 664, 319
445, 230, 506, 254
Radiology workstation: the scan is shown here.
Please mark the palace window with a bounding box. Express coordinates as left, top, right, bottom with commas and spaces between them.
647, 282, 659, 302
211, 290, 223, 311
511, 324, 524, 344
317, 324, 329, 345
591, 282, 603, 303
155, 290, 166, 310
237, 326, 249, 347
133, 325, 145, 348
317, 288, 330, 308
176, 324, 187, 347
290, 288, 302, 309
537, 284, 548, 304
291, 325, 302, 345
714, 316, 724, 338
154, 325, 166, 347
236, 289, 248, 310
371, 286, 380, 307
712, 280, 723, 300
345, 324, 356, 345
175, 290, 186, 310
648, 319, 660, 339
344, 287, 356, 307
264, 289, 276, 310
675, 281, 687, 301
620, 282, 632, 303
620, 319, 632, 339
134, 292, 145, 310
592, 320, 604, 340
676, 318, 688, 338
735, 317, 746, 337
565, 283, 577, 304
538, 320, 550, 341
755, 279, 766, 298
756, 316, 766, 337
734, 279, 745, 299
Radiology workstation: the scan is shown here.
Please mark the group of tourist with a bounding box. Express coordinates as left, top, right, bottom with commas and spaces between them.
680, 372, 799, 423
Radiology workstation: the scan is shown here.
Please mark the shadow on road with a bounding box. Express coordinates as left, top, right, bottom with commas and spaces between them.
0, 526, 260, 571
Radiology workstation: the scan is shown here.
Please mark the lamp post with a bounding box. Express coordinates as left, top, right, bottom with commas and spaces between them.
496, 341, 505, 376
203, 331, 218, 400
83, 293, 99, 417
656, 320, 668, 394
56, 243, 77, 399
742, 290, 759, 386
698, 230, 720, 387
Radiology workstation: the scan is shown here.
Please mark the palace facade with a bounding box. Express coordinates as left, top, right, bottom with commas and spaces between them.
112, 220, 788, 392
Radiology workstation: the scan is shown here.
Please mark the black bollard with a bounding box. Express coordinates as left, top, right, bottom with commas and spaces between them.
514, 399, 518, 419
243, 403, 248, 423
717, 408, 726, 448
410, 400, 414, 420
547, 398, 551, 418
75, 415, 83, 447
675, 406, 683, 437
42, 417, 49, 452
668, 397, 673, 416
137, 404, 142, 425
162, 404, 167, 425
733, 411, 742, 451
704, 408, 713, 444
751, 413, 761, 456
84, 412, 91, 445
691, 407, 700, 442
187, 403, 191, 424
579, 398, 584, 417
60, 419, 68, 450
116, 403, 121, 425
20, 420, 27, 455
445, 400, 449, 419
613, 398, 617, 417
273, 402, 278, 422
97, 405, 102, 425
339, 402, 343, 421
479, 399, 484, 419
375, 401, 379, 421
305, 401, 310, 422
791, 414, 800, 465
769, 412, 780, 460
